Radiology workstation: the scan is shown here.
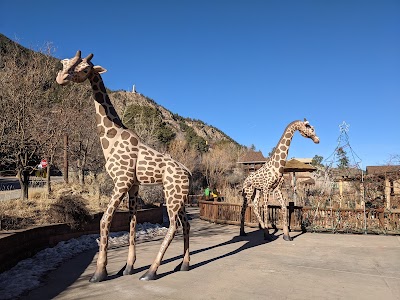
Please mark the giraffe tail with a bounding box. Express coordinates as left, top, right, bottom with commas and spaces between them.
177, 161, 192, 177
242, 179, 252, 189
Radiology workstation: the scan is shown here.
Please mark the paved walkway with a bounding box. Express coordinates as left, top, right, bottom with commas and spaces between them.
23, 208, 400, 300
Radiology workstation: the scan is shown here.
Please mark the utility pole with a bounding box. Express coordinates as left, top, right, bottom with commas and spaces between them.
361, 162, 367, 234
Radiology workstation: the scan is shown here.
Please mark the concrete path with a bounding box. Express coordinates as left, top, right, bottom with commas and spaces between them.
22, 208, 400, 300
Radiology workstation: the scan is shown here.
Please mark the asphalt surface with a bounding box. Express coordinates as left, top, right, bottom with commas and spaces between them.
22, 208, 400, 300
0, 176, 64, 201
0, 177, 21, 190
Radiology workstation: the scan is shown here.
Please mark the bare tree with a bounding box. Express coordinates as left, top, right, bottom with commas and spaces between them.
388, 154, 400, 166
62, 84, 103, 185
168, 139, 199, 173
123, 107, 160, 150
201, 142, 239, 189
0, 41, 58, 199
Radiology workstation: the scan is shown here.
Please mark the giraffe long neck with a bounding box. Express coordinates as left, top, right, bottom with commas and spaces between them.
269, 120, 301, 172
88, 72, 126, 131
87, 72, 130, 156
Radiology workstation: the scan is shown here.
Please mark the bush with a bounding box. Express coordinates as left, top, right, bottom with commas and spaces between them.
49, 194, 91, 229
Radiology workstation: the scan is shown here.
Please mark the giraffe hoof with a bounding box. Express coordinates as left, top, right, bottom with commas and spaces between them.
89, 270, 108, 283
180, 262, 190, 271
174, 261, 190, 272
140, 270, 158, 281
240, 231, 247, 236
122, 265, 135, 276
283, 234, 293, 241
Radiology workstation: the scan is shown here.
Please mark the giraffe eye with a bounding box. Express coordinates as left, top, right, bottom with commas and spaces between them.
83, 69, 88, 73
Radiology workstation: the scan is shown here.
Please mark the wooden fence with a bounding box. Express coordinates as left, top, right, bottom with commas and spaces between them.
198, 200, 400, 235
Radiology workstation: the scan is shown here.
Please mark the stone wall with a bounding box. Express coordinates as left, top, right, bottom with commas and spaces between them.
0, 207, 163, 273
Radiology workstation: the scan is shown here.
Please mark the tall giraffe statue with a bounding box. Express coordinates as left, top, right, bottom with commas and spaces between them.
240, 119, 319, 241
56, 51, 191, 282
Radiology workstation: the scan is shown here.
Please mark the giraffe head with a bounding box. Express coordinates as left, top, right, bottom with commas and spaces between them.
298, 119, 320, 144
56, 50, 106, 86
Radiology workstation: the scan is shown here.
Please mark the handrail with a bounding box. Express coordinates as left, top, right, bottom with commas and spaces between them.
198, 200, 400, 234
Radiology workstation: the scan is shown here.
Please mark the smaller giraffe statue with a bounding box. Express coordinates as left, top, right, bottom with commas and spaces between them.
56, 51, 191, 282
240, 119, 319, 241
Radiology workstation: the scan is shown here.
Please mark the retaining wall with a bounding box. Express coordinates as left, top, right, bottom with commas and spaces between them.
0, 207, 163, 273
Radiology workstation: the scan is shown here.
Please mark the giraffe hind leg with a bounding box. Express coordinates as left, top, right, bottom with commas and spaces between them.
239, 189, 250, 236
275, 189, 292, 241
139, 216, 177, 281
139, 176, 190, 280
121, 185, 139, 276
139, 191, 182, 281
251, 189, 267, 235
174, 207, 190, 272
262, 192, 276, 241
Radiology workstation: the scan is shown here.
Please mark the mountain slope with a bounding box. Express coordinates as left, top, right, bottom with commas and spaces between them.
110, 90, 238, 146
0, 33, 241, 149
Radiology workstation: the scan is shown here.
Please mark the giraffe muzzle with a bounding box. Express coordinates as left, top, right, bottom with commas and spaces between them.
313, 136, 320, 144
56, 71, 70, 85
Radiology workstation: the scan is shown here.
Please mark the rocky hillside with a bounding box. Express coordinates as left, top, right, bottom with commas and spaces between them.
0, 33, 240, 149
109, 90, 236, 145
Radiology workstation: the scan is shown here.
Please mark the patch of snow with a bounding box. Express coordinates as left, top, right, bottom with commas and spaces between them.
0, 222, 167, 300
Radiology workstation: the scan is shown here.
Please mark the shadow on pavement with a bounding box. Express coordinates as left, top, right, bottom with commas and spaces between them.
124, 225, 303, 280
23, 209, 304, 298
21, 249, 97, 300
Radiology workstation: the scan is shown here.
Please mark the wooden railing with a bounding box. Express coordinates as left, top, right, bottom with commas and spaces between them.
301, 207, 400, 234
198, 200, 400, 235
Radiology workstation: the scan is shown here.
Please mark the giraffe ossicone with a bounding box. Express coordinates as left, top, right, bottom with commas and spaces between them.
56, 50, 191, 282
240, 119, 319, 241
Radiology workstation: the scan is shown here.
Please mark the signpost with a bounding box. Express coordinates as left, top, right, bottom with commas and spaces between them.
40, 159, 48, 169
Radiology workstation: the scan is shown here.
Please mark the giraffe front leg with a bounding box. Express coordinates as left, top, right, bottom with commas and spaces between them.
90, 188, 125, 283
122, 185, 139, 276
275, 189, 292, 241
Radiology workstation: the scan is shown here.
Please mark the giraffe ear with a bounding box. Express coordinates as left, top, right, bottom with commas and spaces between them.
93, 66, 107, 74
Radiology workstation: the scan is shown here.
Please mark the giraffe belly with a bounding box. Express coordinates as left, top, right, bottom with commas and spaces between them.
135, 166, 164, 185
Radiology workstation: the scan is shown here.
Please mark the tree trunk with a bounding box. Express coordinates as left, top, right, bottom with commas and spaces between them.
18, 169, 30, 200
93, 173, 101, 203
46, 155, 52, 195
77, 158, 85, 185
63, 134, 69, 184
79, 168, 85, 185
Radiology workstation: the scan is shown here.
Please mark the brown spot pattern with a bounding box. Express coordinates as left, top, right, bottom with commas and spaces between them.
101, 138, 109, 149
106, 128, 117, 138
59, 59, 192, 279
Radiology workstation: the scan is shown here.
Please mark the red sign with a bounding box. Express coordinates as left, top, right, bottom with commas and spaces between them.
40, 159, 48, 168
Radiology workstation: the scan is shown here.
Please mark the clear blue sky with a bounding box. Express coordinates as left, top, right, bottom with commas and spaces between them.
1, 0, 399, 168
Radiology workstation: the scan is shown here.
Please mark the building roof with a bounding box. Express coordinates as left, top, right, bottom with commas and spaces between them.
237, 150, 267, 164
366, 165, 400, 175
283, 159, 317, 173
291, 157, 313, 164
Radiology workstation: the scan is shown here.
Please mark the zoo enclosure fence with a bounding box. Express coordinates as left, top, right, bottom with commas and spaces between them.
198, 200, 400, 235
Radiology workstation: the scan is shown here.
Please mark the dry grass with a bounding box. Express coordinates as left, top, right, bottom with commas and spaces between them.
0, 181, 127, 231
220, 185, 243, 204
